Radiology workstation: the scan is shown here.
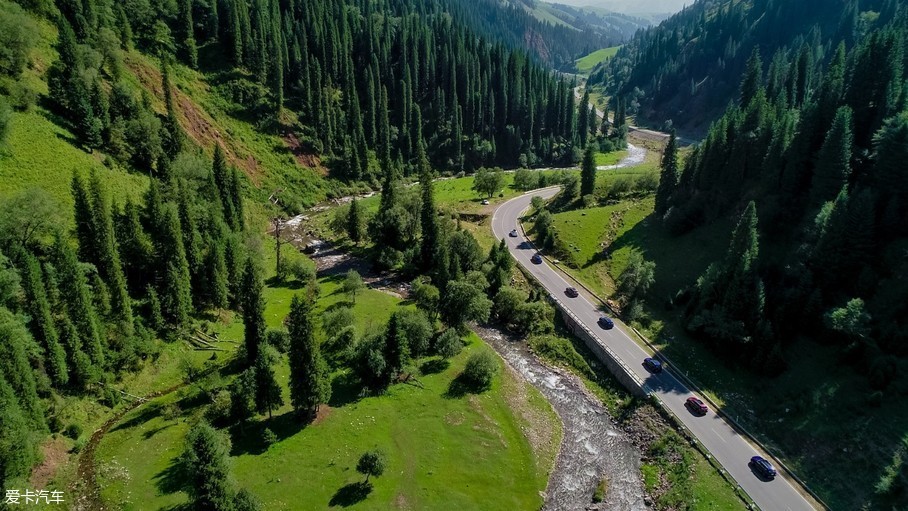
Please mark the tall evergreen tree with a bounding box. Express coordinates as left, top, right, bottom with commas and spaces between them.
580, 144, 596, 197
158, 204, 193, 329
21, 253, 69, 387
287, 294, 330, 417
240, 258, 265, 366
810, 106, 853, 206
88, 172, 133, 335
53, 233, 105, 368
253, 345, 283, 419
655, 130, 679, 216
183, 422, 235, 511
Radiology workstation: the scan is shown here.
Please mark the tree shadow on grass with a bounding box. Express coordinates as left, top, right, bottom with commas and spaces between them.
154, 455, 189, 496
419, 358, 449, 376
328, 482, 371, 507
444, 374, 489, 399
265, 276, 306, 289
108, 401, 163, 433
328, 371, 363, 408
229, 411, 308, 456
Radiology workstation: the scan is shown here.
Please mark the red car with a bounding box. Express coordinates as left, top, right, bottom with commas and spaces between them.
685, 397, 708, 415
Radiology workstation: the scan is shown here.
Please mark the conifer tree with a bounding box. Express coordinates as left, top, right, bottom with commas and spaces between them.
161, 63, 185, 159
287, 294, 330, 418
578, 89, 590, 147
177, 0, 198, 68
346, 198, 363, 245
417, 112, 440, 273
205, 234, 230, 310
810, 106, 853, 206
183, 422, 234, 511
0, 308, 45, 428
740, 48, 763, 106
240, 258, 265, 366
655, 130, 679, 216
21, 253, 69, 387
253, 345, 283, 419
89, 172, 133, 335
383, 312, 407, 378
158, 204, 192, 329
53, 233, 105, 368
580, 144, 596, 197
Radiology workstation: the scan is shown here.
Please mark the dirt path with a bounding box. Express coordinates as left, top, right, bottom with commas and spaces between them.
473, 325, 645, 511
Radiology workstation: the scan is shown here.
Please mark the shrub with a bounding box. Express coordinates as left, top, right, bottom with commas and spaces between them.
63, 423, 83, 440
436, 329, 463, 359
262, 428, 277, 446
462, 351, 498, 390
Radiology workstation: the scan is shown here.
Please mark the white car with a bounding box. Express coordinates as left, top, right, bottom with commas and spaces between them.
481, 199, 490, 205
508, 229, 519, 237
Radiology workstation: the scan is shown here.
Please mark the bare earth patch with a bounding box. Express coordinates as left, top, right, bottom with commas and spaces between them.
30, 436, 70, 489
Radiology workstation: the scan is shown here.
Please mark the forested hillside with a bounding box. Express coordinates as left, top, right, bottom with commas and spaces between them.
590, 0, 901, 130
651, 0, 907, 474
445, 0, 648, 70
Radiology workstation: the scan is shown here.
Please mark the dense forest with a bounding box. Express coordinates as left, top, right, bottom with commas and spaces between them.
652, 1, 908, 398
589, 0, 902, 130
18, 0, 595, 188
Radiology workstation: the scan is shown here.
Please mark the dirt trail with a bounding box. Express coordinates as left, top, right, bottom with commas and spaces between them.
473, 325, 645, 511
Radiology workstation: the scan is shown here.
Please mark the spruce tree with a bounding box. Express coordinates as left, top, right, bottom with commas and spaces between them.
287, 294, 330, 418
158, 204, 193, 329
240, 258, 265, 366
416, 111, 440, 273
740, 48, 763, 107
205, 234, 229, 310
580, 144, 596, 197
161, 63, 185, 159
346, 198, 363, 245
177, 0, 198, 68
578, 89, 590, 147
0, 308, 45, 428
383, 312, 407, 378
183, 422, 235, 511
21, 253, 69, 387
253, 345, 283, 419
655, 130, 679, 216
810, 106, 853, 206
89, 172, 134, 335
53, 233, 105, 368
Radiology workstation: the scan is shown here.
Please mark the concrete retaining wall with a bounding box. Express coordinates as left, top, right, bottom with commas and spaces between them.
552, 298, 648, 399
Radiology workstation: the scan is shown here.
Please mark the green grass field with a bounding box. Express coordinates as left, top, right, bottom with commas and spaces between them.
96, 276, 560, 510
593, 150, 628, 167
575, 46, 621, 74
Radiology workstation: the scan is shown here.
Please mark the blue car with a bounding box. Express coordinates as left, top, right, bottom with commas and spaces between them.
749, 456, 777, 479
598, 316, 614, 329
643, 357, 663, 373
531, 254, 543, 264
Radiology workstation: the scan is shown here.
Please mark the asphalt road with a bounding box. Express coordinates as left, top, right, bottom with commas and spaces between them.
491, 187, 816, 511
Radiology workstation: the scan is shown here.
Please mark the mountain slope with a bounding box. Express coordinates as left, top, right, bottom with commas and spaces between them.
590, 0, 895, 131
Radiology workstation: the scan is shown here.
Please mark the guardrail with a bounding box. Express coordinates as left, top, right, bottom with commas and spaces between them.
513, 205, 828, 511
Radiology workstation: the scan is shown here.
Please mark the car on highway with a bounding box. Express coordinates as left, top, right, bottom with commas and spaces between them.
643, 357, 663, 373
531, 254, 543, 264
685, 397, 708, 415
509, 229, 519, 237
598, 316, 614, 329
565, 287, 579, 298
749, 456, 777, 479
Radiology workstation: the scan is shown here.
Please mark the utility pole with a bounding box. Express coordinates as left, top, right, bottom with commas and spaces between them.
273, 215, 284, 280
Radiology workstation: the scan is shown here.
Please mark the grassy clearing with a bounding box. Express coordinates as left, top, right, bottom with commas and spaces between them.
575, 46, 621, 74
96, 276, 559, 510
593, 150, 628, 167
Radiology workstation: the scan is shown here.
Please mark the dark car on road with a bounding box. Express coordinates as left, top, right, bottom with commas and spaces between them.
565, 287, 579, 298
531, 254, 543, 264
643, 357, 663, 373
598, 316, 614, 329
509, 229, 519, 237
685, 397, 708, 415
749, 456, 777, 479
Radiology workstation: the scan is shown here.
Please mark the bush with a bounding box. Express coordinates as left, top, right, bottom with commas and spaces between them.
436, 329, 463, 359
462, 351, 498, 390
262, 428, 277, 446
63, 423, 83, 440
206, 390, 232, 424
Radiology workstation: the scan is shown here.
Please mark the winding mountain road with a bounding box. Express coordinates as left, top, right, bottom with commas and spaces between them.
491, 187, 817, 511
